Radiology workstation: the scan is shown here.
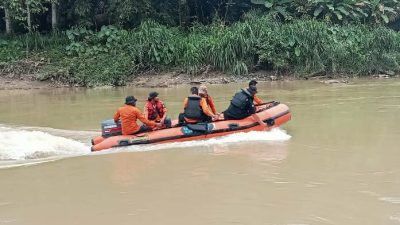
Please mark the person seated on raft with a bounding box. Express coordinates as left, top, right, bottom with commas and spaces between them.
114, 96, 162, 135
249, 80, 263, 105
143, 91, 172, 128
248, 79, 274, 109
179, 87, 218, 124
199, 84, 218, 115
222, 85, 268, 127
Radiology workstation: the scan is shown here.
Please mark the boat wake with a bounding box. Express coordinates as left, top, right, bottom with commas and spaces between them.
0, 125, 291, 168
0, 126, 90, 167
101, 128, 292, 154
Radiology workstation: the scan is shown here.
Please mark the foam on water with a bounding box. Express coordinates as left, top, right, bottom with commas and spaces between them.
0, 126, 90, 161
380, 197, 400, 204
0, 125, 291, 167
102, 128, 291, 154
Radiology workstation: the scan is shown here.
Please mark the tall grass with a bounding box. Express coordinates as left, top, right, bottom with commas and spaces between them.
2, 16, 400, 86
0, 32, 68, 62
256, 19, 400, 76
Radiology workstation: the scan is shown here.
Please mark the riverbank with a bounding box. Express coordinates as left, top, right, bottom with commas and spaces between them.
1, 70, 398, 90
0, 71, 269, 90
128, 70, 282, 88
0, 76, 53, 90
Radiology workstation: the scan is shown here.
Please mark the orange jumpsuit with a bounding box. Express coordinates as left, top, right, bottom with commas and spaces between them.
114, 105, 156, 135
253, 95, 263, 105
201, 95, 217, 114
143, 100, 167, 121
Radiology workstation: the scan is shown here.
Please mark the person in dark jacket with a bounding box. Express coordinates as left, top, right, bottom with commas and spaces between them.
223, 86, 267, 127
249, 80, 264, 105
179, 87, 217, 124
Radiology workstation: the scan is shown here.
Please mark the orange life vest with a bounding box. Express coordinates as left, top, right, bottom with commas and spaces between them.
146, 100, 165, 121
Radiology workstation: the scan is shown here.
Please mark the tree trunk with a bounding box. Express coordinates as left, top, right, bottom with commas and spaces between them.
27, 2, 32, 32
4, 6, 12, 34
51, 2, 57, 30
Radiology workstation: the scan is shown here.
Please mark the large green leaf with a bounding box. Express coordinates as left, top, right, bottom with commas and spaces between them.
275, 6, 289, 18
279, 0, 293, 4
383, 6, 396, 14
288, 38, 295, 47
337, 6, 350, 16
314, 6, 324, 17
265, 1, 273, 8
381, 14, 389, 23
250, 0, 265, 4
355, 8, 368, 17
294, 47, 300, 57
334, 11, 343, 20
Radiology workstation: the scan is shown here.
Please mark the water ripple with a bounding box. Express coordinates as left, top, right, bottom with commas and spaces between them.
380, 197, 400, 204
390, 214, 400, 223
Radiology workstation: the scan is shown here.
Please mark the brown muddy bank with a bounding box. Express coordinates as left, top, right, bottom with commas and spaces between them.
1, 68, 398, 90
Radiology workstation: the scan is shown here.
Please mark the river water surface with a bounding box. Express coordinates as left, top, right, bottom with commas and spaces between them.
0, 79, 399, 225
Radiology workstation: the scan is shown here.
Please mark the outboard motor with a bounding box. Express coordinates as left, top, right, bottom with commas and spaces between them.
101, 119, 122, 137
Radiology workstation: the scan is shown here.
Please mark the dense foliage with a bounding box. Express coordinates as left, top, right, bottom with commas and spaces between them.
1, 1, 400, 86
1, 0, 400, 33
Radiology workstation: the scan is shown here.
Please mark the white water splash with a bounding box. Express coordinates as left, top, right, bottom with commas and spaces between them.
0, 126, 90, 161
0, 125, 291, 167
102, 128, 291, 153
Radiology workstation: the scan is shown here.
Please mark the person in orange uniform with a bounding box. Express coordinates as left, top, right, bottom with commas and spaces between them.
198, 85, 217, 114
143, 92, 171, 128
114, 96, 161, 135
179, 87, 217, 124
249, 80, 263, 105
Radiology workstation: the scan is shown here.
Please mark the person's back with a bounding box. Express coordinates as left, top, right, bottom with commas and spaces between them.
184, 95, 203, 121
114, 96, 158, 135
224, 88, 255, 120
115, 104, 143, 135
223, 86, 268, 128
179, 87, 215, 124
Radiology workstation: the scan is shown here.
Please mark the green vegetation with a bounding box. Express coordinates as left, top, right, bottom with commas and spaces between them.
1, 0, 400, 86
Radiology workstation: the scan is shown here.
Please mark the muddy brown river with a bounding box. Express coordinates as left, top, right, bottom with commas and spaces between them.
0, 79, 399, 225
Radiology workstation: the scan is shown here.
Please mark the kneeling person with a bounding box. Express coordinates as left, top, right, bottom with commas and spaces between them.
114, 96, 161, 135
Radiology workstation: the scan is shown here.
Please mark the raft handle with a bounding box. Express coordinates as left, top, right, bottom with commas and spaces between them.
228, 123, 240, 130
265, 119, 275, 126
118, 140, 130, 146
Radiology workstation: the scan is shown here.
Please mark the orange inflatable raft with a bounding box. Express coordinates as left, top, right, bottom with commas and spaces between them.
91, 101, 291, 152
